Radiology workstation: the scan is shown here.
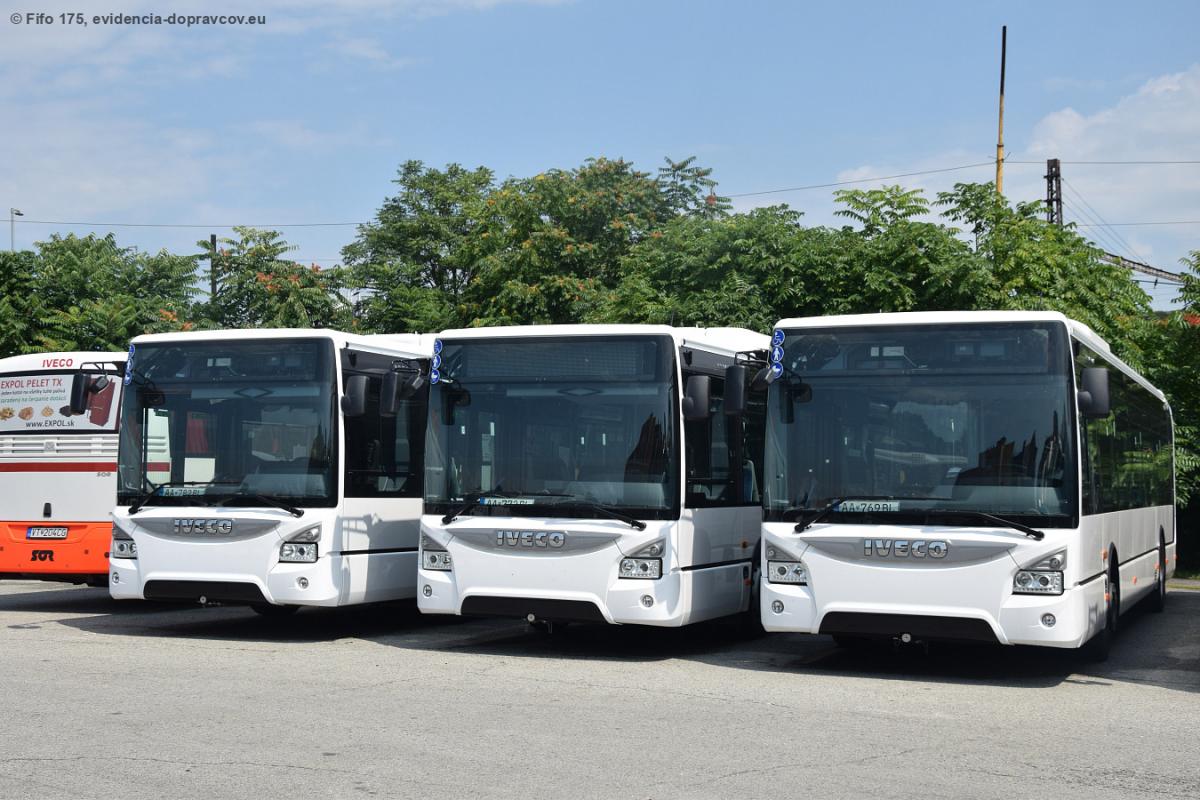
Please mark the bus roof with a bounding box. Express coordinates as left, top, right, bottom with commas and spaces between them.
128, 328, 435, 358
773, 310, 1166, 405
0, 351, 125, 373
436, 324, 770, 357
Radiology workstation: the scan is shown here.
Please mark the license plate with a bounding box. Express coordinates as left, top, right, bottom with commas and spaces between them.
27, 527, 69, 540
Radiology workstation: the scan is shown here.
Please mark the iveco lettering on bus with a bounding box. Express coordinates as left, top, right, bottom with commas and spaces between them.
758, 311, 1175, 659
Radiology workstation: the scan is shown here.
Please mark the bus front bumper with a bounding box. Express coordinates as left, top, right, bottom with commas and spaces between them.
416, 519, 739, 627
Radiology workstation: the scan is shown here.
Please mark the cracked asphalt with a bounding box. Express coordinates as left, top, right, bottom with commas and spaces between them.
1, 581, 1198, 800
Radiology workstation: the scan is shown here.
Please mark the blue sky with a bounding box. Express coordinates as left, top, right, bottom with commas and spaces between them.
2, 0, 1198, 309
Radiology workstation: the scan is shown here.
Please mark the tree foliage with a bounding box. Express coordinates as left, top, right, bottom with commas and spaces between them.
2, 155, 1195, 530
201, 227, 349, 330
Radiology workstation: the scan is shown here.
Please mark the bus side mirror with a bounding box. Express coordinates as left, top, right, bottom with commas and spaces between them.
69, 374, 90, 415
682, 375, 711, 421
1078, 367, 1110, 418
380, 372, 401, 417
342, 374, 369, 417
723, 365, 747, 416
750, 367, 771, 393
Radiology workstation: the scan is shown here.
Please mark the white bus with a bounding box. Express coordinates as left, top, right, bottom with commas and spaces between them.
418, 324, 769, 628
109, 329, 432, 613
759, 311, 1175, 659
0, 351, 125, 585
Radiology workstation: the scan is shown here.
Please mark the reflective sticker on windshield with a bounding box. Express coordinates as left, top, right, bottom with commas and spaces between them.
838, 500, 899, 512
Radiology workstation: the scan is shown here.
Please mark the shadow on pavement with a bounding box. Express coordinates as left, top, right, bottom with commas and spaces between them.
12, 580, 1199, 692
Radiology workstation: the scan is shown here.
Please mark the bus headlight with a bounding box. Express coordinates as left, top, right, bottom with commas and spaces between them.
111, 526, 137, 560
280, 542, 318, 563
422, 533, 452, 571
279, 526, 320, 563
1013, 570, 1063, 595
618, 558, 661, 580
423, 551, 453, 571
767, 561, 807, 585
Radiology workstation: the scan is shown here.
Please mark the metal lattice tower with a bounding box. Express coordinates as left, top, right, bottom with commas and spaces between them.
1045, 158, 1063, 225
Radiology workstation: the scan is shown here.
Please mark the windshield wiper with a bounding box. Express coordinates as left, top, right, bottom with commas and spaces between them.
127, 480, 239, 514
545, 499, 647, 530
220, 493, 304, 518
923, 509, 1044, 540
794, 498, 846, 533
441, 490, 524, 525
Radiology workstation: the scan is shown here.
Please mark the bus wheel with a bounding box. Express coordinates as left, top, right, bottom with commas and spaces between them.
1083, 559, 1119, 663
1149, 529, 1167, 614
251, 603, 300, 618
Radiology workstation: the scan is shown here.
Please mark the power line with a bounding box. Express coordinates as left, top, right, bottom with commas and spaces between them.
725, 161, 995, 198
1062, 177, 1148, 264
1074, 220, 1200, 227
1008, 159, 1200, 165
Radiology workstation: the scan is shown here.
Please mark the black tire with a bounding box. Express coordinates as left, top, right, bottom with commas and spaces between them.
1149, 529, 1167, 614
1083, 557, 1119, 663
250, 603, 300, 618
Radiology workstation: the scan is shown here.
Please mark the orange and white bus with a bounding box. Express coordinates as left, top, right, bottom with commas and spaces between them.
0, 351, 125, 585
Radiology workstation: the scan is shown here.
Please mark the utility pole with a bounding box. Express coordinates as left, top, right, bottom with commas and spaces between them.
995, 26, 1007, 194
209, 233, 218, 303
1044, 158, 1063, 225
9, 208, 23, 252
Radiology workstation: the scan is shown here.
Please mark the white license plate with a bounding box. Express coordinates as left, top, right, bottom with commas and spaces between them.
26, 527, 69, 540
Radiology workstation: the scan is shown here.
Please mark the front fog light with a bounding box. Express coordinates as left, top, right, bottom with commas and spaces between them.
279, 542, 318, 563
1041, 613, 1056, 627
767, 560, 807, 585
423, 550, 452, 571
1013, 570, 1063, 595
618, 557, 661, 580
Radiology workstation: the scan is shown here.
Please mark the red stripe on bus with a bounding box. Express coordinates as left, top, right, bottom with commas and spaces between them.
0, 462, 117, 472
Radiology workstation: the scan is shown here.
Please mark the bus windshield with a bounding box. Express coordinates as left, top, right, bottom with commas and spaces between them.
763, 323, 1077, 527
425, 335, 679, 520
117, 339, 338, 508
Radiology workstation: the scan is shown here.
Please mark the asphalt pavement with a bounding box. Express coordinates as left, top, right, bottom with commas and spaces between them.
0, 580, 1197, 800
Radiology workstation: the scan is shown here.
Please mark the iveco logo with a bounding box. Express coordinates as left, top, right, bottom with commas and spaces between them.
173, 519, 234, 536
863, 539, 948, 558
495, 531, 566, 549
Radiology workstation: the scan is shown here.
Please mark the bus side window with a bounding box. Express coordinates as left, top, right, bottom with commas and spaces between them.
684, 375, 735, 507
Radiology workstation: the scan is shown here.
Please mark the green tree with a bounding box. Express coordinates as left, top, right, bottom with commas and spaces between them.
23, 233, 198, 352
470, 157, 671, 325
202, 227, 349, 329
657, 156, 731, 219
0, 250, 43, 357
342, 160, 497, 333
936, 182, 1151, 353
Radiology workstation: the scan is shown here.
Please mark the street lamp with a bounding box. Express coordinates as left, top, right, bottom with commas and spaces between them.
9, 208, 23, 253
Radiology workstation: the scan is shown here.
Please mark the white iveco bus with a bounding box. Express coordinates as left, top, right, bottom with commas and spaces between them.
109, 329, 431, 613
0, 351, 125, 585
418, 324, 769, 628
759, 311, 1175, 658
